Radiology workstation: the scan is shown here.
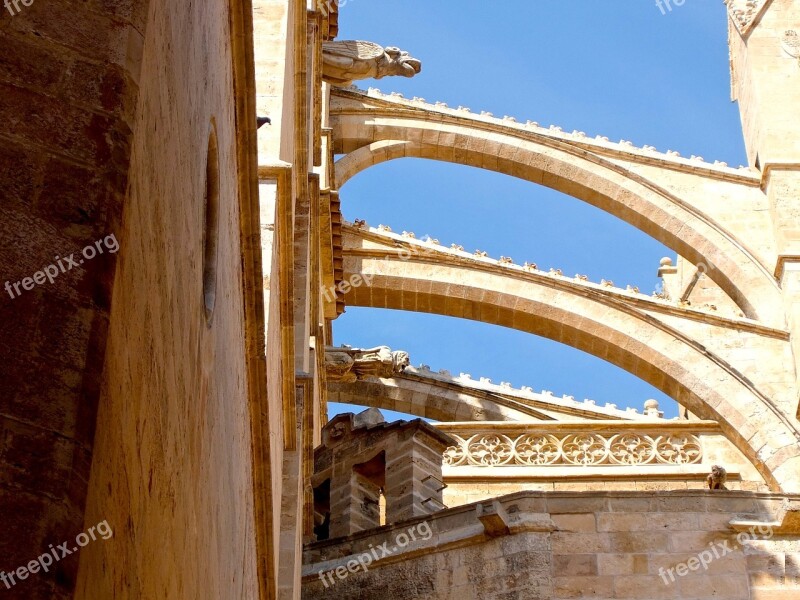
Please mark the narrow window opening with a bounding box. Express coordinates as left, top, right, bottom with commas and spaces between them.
203, 124, 220, 324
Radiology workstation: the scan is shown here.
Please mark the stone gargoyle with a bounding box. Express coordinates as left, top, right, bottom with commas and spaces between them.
707, 464, 728, 490
324, 345, 410, 382
322, 40, 421, 87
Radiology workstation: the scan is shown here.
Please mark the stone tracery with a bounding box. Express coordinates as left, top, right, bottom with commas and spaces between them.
443, 431, 704, 467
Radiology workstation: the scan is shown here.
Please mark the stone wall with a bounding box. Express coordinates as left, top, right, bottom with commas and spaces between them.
72, 0, 262, 597
0, 0, 149, 596
302, 491, 800, 600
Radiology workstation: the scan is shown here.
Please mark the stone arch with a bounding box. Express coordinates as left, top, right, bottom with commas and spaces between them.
331, 95, 784, 327
341, 247, 800, 493
329, 373, 652, 423
329, 376, 549, 422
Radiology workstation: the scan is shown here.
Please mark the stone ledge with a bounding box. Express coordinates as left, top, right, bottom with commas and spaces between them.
442, 465, 738, 482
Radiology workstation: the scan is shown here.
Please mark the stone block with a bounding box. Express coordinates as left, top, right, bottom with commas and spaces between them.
552, 513, 596, 532
554, 553, 597, 576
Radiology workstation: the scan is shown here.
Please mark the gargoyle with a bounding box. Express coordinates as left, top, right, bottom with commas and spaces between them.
322, 40, 421, 87
707, 465, 728, 490
324, 345, 410, 382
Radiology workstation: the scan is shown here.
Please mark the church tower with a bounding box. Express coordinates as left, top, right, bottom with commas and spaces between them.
729, 0, 800, 414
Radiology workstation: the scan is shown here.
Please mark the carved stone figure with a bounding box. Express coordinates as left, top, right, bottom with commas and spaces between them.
707, 465, 728, 490
322, 41, 421, 87
781, 30, 800, 66
325, 345, 410, 382
328, 422, 346, 440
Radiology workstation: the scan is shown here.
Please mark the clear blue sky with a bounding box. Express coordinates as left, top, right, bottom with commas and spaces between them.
329, 1, 748, 421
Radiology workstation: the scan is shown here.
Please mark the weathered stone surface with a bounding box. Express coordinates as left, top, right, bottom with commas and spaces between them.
303, 491, 800, 599
4, 1, 800, 599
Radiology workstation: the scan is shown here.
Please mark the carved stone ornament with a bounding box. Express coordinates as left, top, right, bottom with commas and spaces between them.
322, 40, 421, 87
707, 464, 728, 490
781, 30, 800, 65
443, 432, 702, 467
324, 345, 410, 382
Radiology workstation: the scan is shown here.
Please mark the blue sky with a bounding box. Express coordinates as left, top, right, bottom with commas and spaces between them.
329, 1, 748, 421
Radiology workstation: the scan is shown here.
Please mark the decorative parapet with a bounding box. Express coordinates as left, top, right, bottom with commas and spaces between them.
337, 86, 758, 181
436, 422, 719, 468
443, 431, 701, 467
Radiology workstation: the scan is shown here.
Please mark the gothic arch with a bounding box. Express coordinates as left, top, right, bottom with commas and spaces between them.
340, 229, 800, 493
330, 89, 784, 328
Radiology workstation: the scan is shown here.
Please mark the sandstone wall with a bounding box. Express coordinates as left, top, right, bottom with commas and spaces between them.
0, 0, 149, 596
73, 0, 261, 597
302, 491, 800, 600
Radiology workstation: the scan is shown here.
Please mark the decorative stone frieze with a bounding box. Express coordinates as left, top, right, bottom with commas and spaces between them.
443, 431, 703, 467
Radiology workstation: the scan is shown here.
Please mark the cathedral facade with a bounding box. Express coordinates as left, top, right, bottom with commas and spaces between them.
1, 0, 799, 598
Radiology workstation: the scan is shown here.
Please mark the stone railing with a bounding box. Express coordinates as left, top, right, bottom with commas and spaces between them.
436, 422, 720, 468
